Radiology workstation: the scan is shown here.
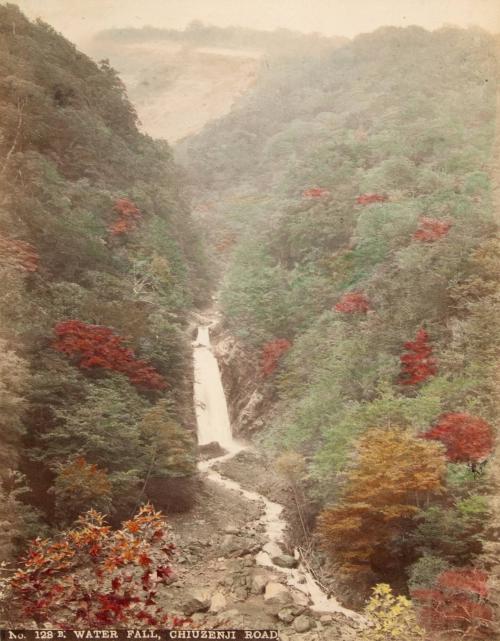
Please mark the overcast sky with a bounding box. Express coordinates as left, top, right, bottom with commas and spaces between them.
12, 0, 500, 47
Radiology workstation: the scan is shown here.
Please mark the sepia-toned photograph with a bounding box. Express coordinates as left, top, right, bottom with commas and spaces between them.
0, 1, 499, 638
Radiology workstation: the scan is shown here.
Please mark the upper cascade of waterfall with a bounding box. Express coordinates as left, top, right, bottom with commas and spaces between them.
193, 323, 239, 452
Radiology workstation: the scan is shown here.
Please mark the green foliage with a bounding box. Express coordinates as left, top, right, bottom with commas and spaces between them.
408, 555, 450, 591
0, 4, 204, 540
0, 471, 48, 562
140, 400, 196, 480
409, 496, 490, 565
186, 22, 497, 597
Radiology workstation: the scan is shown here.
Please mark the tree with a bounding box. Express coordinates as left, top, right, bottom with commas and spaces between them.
139, 401, 196, 479
8, 505, 188, 629
317, 429, 446, 576
422, 413, 494, 468
53, 320, 167, 390
399, 327, 437, 386
412, 568, 494, 638
413, 217, 452, 242
261, 338, 291, 376
334, 291, 371, 313
409, 495, 489, 565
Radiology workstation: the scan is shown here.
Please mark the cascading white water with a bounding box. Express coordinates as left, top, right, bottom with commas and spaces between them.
193, 325, 239, 452
193, 323, 362, 621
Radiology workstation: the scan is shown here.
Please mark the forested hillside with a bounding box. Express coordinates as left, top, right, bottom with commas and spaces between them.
183, 25, 500, 636
88, 24, 346, 142
0, 2, 207, 561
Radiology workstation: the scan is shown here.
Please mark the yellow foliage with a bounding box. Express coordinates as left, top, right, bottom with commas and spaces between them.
317, 428, 446, 572
361, 583, 425, 641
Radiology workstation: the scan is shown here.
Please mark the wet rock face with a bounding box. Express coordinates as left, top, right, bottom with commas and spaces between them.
198, 441, 228, 460
211, 329, 268, 438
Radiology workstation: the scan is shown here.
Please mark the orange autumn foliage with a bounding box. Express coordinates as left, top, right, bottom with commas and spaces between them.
9, 505, 188, 629
317, 429, 446, 574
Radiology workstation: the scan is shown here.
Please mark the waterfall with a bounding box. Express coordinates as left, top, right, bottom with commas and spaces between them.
193, 323, 362, 621
193, 324, 239, 452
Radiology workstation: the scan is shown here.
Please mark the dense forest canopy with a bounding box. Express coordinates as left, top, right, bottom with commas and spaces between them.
0, 1, 208, 559
182, 23, 500, 634
94, 22, 347, 56
0, 3, 499, 636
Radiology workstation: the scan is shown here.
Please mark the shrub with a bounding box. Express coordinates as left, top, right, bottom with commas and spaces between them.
361, 583, 425, 640
408, 555, 451, 591
412, 567, 494, 638
409, 496, 489, 565
9, 505, 187, 628
261, 338, 292, 376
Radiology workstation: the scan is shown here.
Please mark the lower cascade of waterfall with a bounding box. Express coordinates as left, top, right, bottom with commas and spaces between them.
193, 322, 362, 620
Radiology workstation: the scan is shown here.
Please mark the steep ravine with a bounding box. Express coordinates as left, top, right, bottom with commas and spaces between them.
173, 316, 365, 638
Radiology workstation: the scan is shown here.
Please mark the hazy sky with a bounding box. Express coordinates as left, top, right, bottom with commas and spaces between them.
13, 0, 500, 47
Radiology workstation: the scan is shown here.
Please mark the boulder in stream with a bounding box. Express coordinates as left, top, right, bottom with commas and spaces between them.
250, 569, 271, 594
198, 441, 228, 460
264, 582, 293, 614
293, 614, 313, 633
272, 553, 298, 569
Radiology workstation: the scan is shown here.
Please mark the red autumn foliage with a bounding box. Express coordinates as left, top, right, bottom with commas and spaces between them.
261, 338, 292, 377
334, 291, 371, 313
9, 505, 189, 629
422, 413, 494, 464
355, 193, 388, 205
53, 320, 166, 390
412, 568, 494, 638
413, 217, 452, 242
108, 198, 142, 236
398, 327, 437, 386
302, 187, 331, 199
0, 235, 39, 272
